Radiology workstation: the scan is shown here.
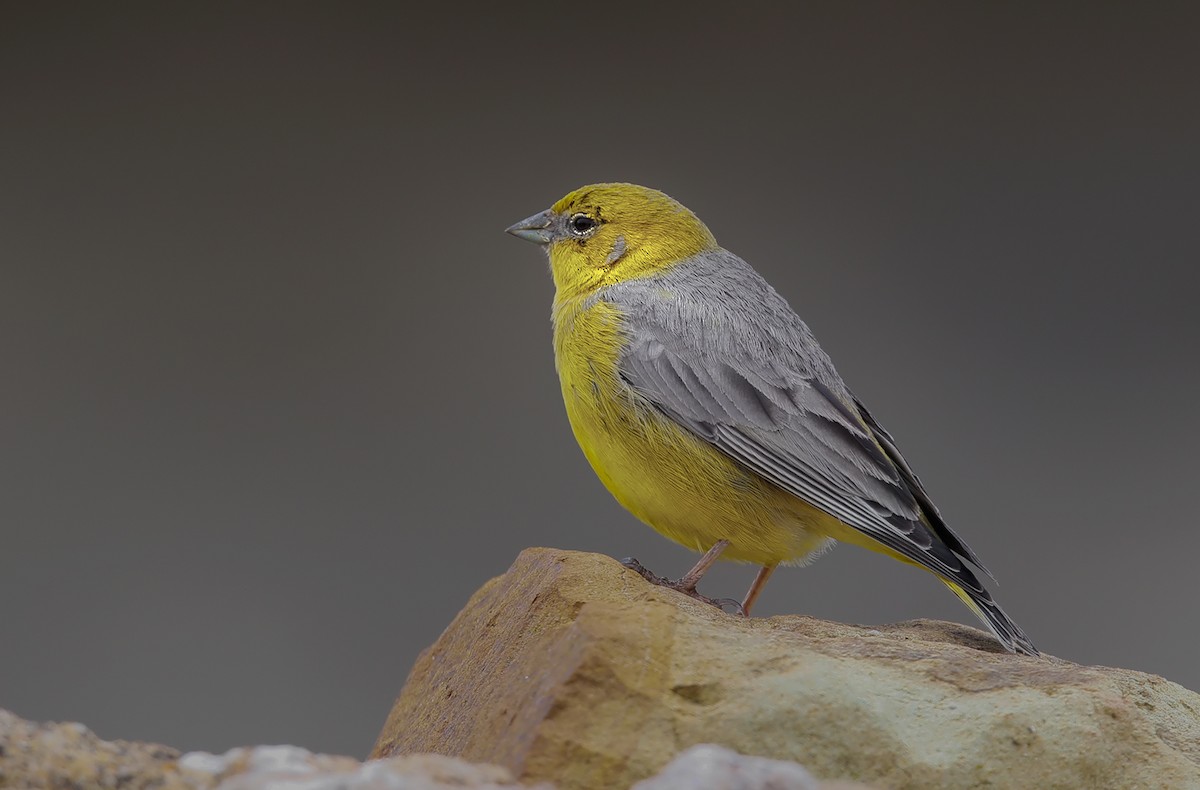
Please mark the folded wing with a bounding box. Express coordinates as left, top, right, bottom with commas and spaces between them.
617, 329, 989, 596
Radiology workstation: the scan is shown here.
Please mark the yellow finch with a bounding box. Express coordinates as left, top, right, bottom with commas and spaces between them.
506, 183, 1037, 655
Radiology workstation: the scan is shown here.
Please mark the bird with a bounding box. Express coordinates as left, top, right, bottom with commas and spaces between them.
505, 183, 1038, 656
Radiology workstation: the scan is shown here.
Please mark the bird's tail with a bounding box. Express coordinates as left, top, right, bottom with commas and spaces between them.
942, 579, 1039, 656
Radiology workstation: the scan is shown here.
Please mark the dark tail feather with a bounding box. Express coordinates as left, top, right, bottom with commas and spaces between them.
942, 579, 1039, 656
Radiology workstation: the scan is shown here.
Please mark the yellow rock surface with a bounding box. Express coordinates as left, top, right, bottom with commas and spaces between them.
373, 548, 1200, 790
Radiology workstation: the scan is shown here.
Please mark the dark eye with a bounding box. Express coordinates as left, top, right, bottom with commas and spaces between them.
568, 213, 599, 236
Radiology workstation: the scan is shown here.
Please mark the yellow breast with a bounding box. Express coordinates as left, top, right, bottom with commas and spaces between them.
551, 296, 835, 566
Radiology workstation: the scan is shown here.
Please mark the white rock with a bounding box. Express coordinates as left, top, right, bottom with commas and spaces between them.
179, 749, 238, 775
632, 745, 821, 790
245, 745, 318, 773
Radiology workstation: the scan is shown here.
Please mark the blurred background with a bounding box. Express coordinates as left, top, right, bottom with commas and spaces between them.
2, 2, 1197, 758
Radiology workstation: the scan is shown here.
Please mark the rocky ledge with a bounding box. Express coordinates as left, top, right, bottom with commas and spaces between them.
372, 548, 1200, 790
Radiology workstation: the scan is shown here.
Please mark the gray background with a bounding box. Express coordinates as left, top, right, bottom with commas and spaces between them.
2, 2, 1197, 758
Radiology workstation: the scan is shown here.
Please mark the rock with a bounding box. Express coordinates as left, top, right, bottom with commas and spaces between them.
632, 745, 875, 790
0, 708, 536, 789
0, 708, 194, 789
204, 749, 538, 789
372, 548, 1200, 790
0, 706, 851, 790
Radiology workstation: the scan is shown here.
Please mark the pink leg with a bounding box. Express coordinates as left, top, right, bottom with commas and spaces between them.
678, 539, 730, 591
740, 564, 777, 617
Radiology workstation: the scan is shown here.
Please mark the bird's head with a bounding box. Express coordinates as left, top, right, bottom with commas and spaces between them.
506, 183, 718, 299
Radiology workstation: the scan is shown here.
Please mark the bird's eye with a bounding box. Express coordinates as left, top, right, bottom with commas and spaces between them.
568, 213, 599, 236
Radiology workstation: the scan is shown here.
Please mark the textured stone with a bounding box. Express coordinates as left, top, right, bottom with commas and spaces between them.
632, 745, 876, 790
0, 708, 196, 789
0, 707, 851, 789
373, 548, 1200, 790
207, 749, 535, 789
0, 709, 537, 789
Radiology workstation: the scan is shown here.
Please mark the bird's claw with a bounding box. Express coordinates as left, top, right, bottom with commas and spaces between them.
620, 557, 746, 616
620, 556, 668, 585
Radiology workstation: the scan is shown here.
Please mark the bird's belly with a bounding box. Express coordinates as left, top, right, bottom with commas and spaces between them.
554, 306, 832, 566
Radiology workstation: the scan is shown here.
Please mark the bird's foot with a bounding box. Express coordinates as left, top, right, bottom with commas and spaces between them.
620, 557, 746, 616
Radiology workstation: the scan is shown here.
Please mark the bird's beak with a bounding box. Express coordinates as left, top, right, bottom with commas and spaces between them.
505, 209, 555, 244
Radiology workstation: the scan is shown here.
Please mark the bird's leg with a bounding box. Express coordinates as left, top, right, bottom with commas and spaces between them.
677, 539, 730, 591
621, 540, 744, 614
740, 564, 777, 617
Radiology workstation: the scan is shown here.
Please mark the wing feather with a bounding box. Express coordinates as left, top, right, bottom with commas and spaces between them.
619, 331, 988, 596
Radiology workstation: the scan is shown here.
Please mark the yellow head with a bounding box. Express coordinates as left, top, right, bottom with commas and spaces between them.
506, 183, 718, 300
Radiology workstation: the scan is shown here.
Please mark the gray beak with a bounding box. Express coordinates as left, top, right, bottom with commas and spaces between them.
505, 209, 555, 244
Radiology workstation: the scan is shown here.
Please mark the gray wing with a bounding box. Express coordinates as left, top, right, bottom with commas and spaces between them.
610, 260, 993, 596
